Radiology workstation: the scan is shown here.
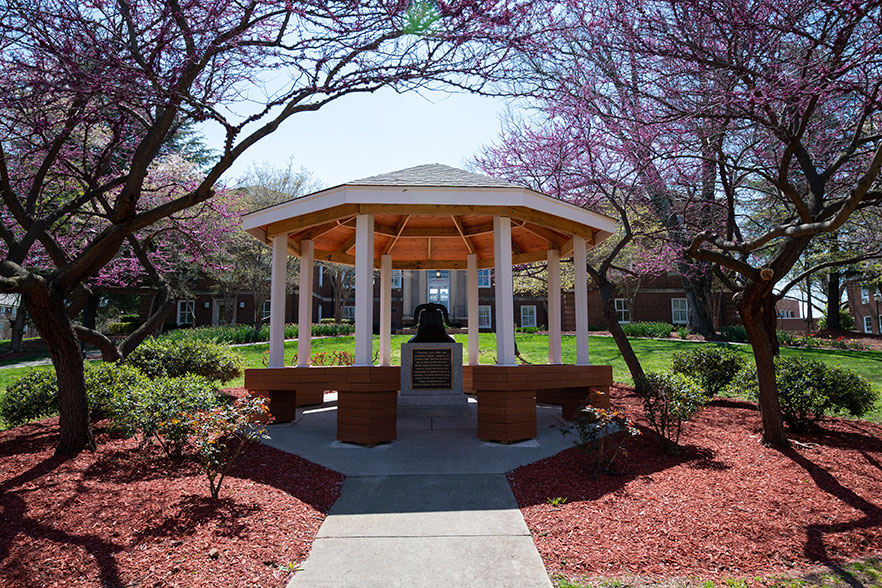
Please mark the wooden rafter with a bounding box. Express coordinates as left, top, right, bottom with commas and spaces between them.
519, 222, 566, 249
451, 215, 477, 254
381, 215, 410, 255
334, 232, 357, 255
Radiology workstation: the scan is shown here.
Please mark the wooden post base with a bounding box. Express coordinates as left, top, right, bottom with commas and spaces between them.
337, 389, 398, 445
476, 389, 536, 443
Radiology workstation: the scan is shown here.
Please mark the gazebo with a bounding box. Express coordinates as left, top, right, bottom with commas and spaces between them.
242, 164, 618, 444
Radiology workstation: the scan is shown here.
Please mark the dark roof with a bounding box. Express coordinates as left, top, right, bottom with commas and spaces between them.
348, 164, 524, 189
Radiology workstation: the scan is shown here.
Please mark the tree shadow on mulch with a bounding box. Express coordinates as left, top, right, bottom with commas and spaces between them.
0, 451, 127, 587
511, 425, 724, 507
778, 428, 882, 571
0, 419, 62, 456
133, 494, 261, 542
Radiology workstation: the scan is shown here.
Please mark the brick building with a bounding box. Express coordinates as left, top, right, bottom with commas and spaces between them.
845, 279, 882, 334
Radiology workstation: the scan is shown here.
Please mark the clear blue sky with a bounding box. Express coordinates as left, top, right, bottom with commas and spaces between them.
207, 88, 510, 190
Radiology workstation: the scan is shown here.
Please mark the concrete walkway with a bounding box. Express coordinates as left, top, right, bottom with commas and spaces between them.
268, 396, 565, 587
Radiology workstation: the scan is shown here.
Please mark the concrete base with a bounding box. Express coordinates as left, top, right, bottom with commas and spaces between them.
399, 341, 468, 418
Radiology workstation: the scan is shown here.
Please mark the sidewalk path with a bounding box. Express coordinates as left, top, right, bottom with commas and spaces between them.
288, 474, 552, 588
268, 397, 563, 588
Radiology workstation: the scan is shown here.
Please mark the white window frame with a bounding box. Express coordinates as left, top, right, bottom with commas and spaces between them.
861, 286, 870, 304
261, 299, 272, 322
671, 298, 689, 324
520, 305, 537, 328
391, 269, 402, 289
478, 305, 492, 329
343, 305, 356, 321
614, 298, 631, 324
177, 300, 195, 326
318, 265, 323, 287
878, 314, 882, 333
477, 269, 491, 288
864, 315, 873, 333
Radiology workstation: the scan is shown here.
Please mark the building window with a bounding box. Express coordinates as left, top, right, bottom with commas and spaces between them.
427, 270, 450, 309
520, 305, 537, 328
861, 286, 870, 304
478, 305, 492, 329
391, 269, 402, 289
477, 269, 491, 288
614, 298, 631, 324
343, 305, 356, 321
777, 309, 794, 318
671, 298, 689, 324
177, 300, 195, 326
878, 315, 882, 333
318, 265, 323, 287
864, 315, 873, 333
261, 300, 272, 321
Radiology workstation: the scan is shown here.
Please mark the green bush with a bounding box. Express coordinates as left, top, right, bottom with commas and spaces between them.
154, 322, 354, 345
119, 314, 141, 323
720, 325, 748, 342
640, 371, 707, 450
676, 326, 690, 339
0, 363, 148, 427
109, 375, 223, 458
108, 321, 141, 335
568, 405, 640, 478
0, 369, 58, 427
671, 345, 745, 400
734, 357, 878, 432
126, 338, 243, 383
621, 322, 674, 338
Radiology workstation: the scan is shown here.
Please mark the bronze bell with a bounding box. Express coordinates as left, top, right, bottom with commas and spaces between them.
408, 303, 459, 343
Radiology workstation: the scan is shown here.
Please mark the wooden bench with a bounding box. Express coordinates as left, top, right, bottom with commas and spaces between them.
244, 366, 401, 445
465, 365, 613, 443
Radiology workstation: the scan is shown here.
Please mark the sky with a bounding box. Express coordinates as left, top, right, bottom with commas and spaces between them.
205, 88, 512, 190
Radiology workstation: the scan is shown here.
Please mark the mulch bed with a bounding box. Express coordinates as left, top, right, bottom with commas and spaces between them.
508, 386, 882, 582
0, 418, 344, 588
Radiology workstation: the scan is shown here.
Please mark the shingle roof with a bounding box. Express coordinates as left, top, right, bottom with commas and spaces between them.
348, 164, 524, 189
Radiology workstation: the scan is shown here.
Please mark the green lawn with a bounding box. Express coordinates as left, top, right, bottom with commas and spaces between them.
2, 333, 880, 426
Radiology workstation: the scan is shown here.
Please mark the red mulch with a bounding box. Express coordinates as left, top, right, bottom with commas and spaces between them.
0, 419, 344, 588
508, 386, 882, 582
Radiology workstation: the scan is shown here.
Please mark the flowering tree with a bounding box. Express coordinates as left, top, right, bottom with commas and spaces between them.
594, 0, 882, 446
478, 113, 677, 383
0, 0, 534, 454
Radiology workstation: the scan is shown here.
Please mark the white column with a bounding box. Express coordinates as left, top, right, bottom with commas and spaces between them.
493, 216, 516, 365
467, 253, 479, 365
297, 240, 314, 367
573, 235, 590, 365
547, 248, 562, 364
379, 254, 392, 366
269, 235, 288, 368
354, 214, 375, 366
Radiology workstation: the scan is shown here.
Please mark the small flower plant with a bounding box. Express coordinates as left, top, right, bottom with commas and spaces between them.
567, 405, 640, 478
189, 393, 274, 499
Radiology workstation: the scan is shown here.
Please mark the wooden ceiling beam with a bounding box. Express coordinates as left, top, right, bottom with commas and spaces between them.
519, 222, 567, 249
289, 220, 341, 243
266, 204, 358, 238
334, 234, 357, 255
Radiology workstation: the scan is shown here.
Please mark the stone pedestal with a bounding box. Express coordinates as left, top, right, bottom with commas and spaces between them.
399, 342, 469, 417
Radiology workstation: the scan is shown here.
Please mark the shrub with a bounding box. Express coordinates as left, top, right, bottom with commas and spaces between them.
568, 405, 640, 478
671, 345, 745, 400
776, 330, 796, 346
126, 338, 243, 383
734, 357, 877, 432
720, 325, 748, 343
676, 326, 690, 339
621, 322, 674, 338
640, 371, 707, 450
189, 393, 273, 498
107, 321, 141, 335
0, 369, 58, 427
119, 314, 141, 323
0, 363, 148, 427
109, 376, 223, 458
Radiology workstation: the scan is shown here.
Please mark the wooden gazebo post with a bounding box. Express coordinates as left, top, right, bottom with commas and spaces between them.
547, 248, 562, 364
354, 213, 374, 366
573, 235, 590, 365
466, 253, 479, 365
297, 239, 314, 366
493, 215, 516, 366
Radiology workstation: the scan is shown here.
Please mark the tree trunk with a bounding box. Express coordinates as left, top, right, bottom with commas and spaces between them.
680, 267, 717, 339
596, 276, 646, 386
26, 283, 94, 454
826, 272, 841, 330
10, 296, 27, 352
738, 284, 789, 449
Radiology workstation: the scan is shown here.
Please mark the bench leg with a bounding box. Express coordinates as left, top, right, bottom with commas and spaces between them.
337, 390, 398, 445
252, 389, 297, 423
296, 388, 325, 407
476, 389, 537, 443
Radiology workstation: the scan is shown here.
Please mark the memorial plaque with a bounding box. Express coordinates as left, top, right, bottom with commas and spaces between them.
411, 348, 453, 389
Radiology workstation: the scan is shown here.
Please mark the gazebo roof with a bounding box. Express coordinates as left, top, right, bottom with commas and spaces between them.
242, 164, 617, 269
